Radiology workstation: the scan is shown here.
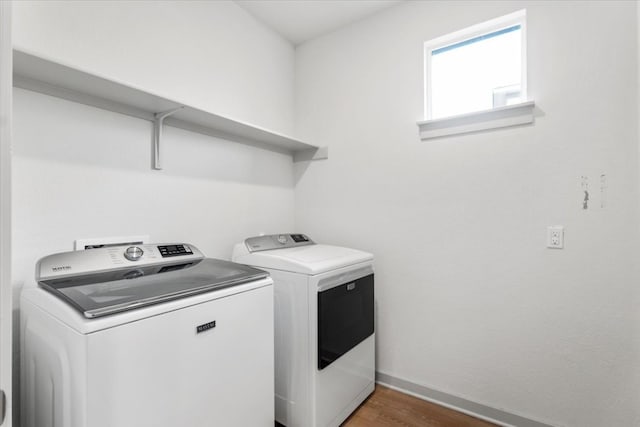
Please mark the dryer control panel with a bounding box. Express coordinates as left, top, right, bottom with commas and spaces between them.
245, 234, 314, 252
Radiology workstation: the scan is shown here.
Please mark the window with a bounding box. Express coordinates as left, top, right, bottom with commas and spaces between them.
424, 10, 527, 121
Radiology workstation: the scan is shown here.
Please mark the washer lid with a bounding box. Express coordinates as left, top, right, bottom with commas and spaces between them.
234, 244, 373, 275
38, 252, 268, 318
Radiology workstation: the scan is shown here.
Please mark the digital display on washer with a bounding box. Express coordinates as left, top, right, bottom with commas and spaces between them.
290, 234, 309, 243
158, 244, 193, 257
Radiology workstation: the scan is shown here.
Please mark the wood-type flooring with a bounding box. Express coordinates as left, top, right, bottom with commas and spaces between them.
341, 385, 498, 427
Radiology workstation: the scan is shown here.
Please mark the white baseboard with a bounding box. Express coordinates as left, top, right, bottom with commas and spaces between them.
375, 371, 556, 427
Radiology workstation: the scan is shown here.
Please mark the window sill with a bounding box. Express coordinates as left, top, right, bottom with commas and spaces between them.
417, 101, 535, 140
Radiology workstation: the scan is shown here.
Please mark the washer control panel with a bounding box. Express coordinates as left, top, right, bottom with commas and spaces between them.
37, 243, 204, 280
245, 234, 314, 252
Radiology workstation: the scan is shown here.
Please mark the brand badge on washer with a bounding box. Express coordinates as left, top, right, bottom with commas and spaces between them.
196, 320, 216, 334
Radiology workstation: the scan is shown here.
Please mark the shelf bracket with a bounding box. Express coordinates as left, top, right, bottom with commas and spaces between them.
153, 106, 184, 170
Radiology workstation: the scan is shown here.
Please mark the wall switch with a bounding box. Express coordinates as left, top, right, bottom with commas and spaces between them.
547, 226, 564, 249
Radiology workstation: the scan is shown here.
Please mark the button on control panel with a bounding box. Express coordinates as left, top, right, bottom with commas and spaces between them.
158, 244, 193, 257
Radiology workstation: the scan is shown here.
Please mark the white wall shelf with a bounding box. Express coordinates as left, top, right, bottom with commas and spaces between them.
13, 49, 327, 167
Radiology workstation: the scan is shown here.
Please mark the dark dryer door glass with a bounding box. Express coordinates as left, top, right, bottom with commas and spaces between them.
317, 274, 374, 370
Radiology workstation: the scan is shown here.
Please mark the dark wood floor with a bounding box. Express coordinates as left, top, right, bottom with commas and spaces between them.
341, 385, 497, 427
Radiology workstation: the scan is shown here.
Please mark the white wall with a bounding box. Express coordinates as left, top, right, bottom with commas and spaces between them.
11, 0, 296, 293
11, 1, 296, 423
295, 1, 640, 426
12, 0, 294, 135
11, 0, 296, 297
12, 89, 295, 280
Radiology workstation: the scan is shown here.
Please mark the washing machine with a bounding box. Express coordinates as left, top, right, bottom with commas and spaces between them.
232, 234, 375, 427
21, 243, 274, 427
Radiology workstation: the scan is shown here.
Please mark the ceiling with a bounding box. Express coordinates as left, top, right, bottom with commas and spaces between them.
235, 0, 404, 46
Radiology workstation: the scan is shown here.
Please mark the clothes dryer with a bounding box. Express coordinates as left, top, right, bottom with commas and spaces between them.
233, 234, 374, 427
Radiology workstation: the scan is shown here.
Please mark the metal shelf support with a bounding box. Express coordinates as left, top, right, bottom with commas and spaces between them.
153, 106, 184, 170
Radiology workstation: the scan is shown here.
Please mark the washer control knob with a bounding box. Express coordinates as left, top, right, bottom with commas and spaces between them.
124, 246, 144, 261
277, 235, 288, 245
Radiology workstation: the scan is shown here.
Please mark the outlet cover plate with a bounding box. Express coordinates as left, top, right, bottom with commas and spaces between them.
547, 226, 564, 249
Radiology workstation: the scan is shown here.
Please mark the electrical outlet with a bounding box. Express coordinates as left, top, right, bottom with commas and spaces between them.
547, 226, 564, 249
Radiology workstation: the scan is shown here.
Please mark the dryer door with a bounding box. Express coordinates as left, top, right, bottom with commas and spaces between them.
317, 273, 374, 370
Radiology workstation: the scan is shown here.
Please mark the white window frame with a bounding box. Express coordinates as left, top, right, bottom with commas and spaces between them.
419, 9, 534, 140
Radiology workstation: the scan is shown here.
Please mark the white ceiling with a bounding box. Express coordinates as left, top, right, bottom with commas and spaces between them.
235, 0, 404, 46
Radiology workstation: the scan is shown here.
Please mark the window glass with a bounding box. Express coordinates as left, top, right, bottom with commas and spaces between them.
426, 12, 526, 120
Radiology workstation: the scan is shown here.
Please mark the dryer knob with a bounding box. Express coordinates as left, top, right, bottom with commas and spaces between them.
124, 246, 144, 261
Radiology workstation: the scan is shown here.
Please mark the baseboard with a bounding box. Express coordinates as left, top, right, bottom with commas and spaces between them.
375, 371, 556, 427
